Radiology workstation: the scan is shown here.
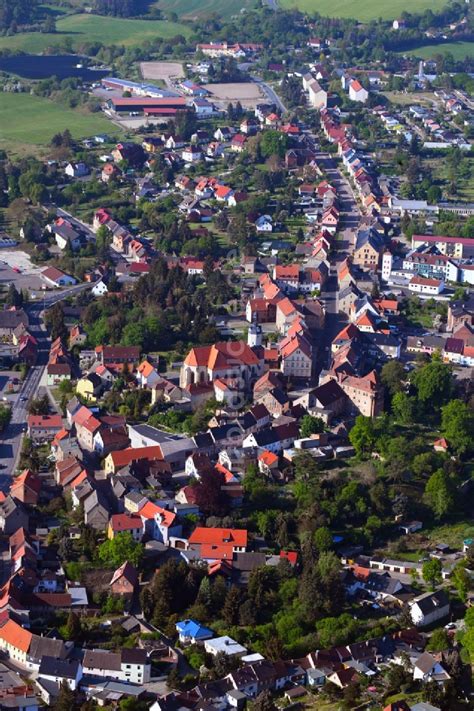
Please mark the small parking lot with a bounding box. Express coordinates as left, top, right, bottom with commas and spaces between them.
0, 250, 45, 291
0, 370, 22, 402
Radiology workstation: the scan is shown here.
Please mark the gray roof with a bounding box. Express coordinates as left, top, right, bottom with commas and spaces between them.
414, 652, 437, 674
29, 636, 67, 662
39, 656, 80, 679
0, 310, 28, 330
355, 228, 385, 252
84, 649, 121, 672
411, 589, 450, 615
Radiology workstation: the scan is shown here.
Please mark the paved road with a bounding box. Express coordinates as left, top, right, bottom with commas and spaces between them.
305, 143, 362, 376
0, 283, 91, 488
251, 75, 287, 114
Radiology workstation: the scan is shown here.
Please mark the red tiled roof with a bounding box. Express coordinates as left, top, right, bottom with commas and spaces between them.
0, 618, 32, 653
188, 527, 248, 548
184, 341, 260, 369
108, 446, 163, 468
27, 414, 63, 429
258, 450, 278, 466
109, 513, 143, 532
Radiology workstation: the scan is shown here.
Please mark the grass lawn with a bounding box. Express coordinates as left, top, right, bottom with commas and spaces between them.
151, 0, 255, 18
382, 91, 435, 107
0, 13, 191, 53
278, 0, 448, 22
403, 41, 474, 60
424, 521, 474, 550
0, 93, 119, 156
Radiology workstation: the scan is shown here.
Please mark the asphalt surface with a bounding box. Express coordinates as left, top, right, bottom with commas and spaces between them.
251, 75, 287, 114
0, 283, 90, 489
309, 144, 362, 375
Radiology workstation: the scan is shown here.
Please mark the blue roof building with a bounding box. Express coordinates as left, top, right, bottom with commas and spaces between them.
176, 619, 213, 644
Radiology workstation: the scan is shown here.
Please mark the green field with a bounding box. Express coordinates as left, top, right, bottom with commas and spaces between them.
279, 0, 448, 21
0, 93, 119, 155
405, 41, 474, 60
0, 13, 191, 53
152, 0, 255, 19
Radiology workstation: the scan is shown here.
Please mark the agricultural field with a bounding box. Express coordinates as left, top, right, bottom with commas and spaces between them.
404, 41, 474, 60
0, 13, 192, 53
149, 0, 256, 19
278, 0, 449, 22
0, 93, 118, 156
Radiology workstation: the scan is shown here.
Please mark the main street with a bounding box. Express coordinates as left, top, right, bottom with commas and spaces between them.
310, 144, 362, 375
0, 283, 91, 489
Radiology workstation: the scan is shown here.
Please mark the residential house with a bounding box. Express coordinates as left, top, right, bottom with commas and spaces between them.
108, 513, 143, 541
38, 657, 82, 691
413, 653, 450, 684
349, 80, 368, 103
42, 267, 77, 288
204, 637, 247, 658
65, 162, 89, 178
231, 134, 247, 153
27, 415, 63, 443
409, 590, 450, 627
76, 374, 103, 403
0, 496, 28, 535
137, 360, 162, 389
279, 334, 312, 379
176, 620, 213, 645
110, 561, 138, 601
83, 490, 110, 531
408, 276, 444, 295
83, 648, 150, 684
10, 470, 41, 506
353, 229, 385, 269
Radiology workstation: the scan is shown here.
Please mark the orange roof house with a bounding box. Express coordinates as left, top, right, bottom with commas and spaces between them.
188, 527, 248, 551
258, 450, 279, 470
433, 438, 448, 452
0, 617, 33, 657
104, 446, 164, 474
138, 501, 176, 529
10, 470, 41, 506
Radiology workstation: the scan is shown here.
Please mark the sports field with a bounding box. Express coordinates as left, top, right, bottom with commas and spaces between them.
0, 13, 191, 53
0, 93, 118, 156
278, 0, 448, 22
405, 41, 474, 60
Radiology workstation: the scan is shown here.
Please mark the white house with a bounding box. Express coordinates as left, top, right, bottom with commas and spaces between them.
408, 275, 444, 295
38, 657, 83, 691
204, 636, 247, 658
409, 590, 450, 627
65, 162, 89, 178
349, 80, 369, 103
182, 145, 203, 163
83, 649, 150, 684
280, 334, 312, 379
413, 652, 451, 684
381, 251, 393, 282
137, 360, 162, 389
255, 215, 273, 233
92, 279, 109, 297
192, 99, 215, 116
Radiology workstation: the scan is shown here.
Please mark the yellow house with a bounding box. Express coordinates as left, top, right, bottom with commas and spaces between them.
76, 374, 102, 403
